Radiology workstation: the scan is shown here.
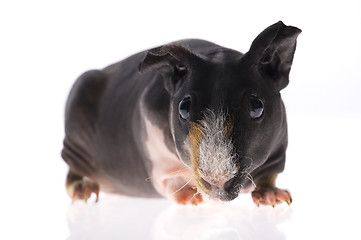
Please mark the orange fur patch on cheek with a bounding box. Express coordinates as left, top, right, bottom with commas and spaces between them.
188, 122, 208, 193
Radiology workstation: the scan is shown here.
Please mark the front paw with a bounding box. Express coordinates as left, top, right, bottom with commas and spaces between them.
173, 186, 203, 205
252, 188, 292, 207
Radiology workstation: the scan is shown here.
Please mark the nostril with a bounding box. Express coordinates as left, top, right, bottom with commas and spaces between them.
223, 178, 236, 192
200, 178, 212, 191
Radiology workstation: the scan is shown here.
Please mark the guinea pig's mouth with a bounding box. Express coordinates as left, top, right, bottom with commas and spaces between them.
193, 175, 244, 202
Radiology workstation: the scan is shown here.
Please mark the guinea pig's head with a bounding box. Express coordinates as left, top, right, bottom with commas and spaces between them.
139, 21, 301, 201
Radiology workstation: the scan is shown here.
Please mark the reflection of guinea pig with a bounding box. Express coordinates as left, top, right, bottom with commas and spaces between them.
62, 21, 301, 207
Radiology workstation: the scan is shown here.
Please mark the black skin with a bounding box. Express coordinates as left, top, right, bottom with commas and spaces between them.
62, 21, 301, 201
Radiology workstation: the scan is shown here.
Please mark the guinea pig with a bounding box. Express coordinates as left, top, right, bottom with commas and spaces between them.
62, 21, 301, 207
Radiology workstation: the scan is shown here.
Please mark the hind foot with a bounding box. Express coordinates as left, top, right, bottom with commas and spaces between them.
67, 179, 100, 203
66, 171, 99, 203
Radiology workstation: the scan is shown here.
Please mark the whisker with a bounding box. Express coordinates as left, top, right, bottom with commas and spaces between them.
237, 155, 257, 188
145, 167, 189, 182
240, 156, 254, 171
191, 191, 201, 200
245, 172, 256, 188
190, 188, 204, 202
167, 177, 193, 197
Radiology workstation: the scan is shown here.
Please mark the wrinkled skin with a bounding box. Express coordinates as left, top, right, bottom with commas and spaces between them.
62, 21, 300, 206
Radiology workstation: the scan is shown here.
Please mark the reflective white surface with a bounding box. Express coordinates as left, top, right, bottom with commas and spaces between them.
1, 0, 360, 239
67, 195, 291, 240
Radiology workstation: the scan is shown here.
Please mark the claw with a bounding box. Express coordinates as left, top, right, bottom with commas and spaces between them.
252, 192, 261, 207
253, 198, 260, 207
95, 189, 99, 203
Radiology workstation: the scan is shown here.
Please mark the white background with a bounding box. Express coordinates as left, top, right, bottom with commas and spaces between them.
1, 0, 360, 239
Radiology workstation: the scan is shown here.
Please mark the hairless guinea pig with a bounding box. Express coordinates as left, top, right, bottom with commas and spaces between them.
62, 21, 301, 207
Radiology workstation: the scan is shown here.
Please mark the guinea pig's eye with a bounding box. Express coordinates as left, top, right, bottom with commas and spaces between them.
249, 96, 264, 119
179, 97, 191, 120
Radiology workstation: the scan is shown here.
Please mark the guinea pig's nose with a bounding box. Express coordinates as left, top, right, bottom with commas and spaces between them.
200, 177, 236, 192
200, 177, 239, 201
223, 177, 237, 192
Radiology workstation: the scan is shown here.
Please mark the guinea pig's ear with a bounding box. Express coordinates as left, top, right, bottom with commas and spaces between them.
139, 45, 194, 93
248, 21, 301, 91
